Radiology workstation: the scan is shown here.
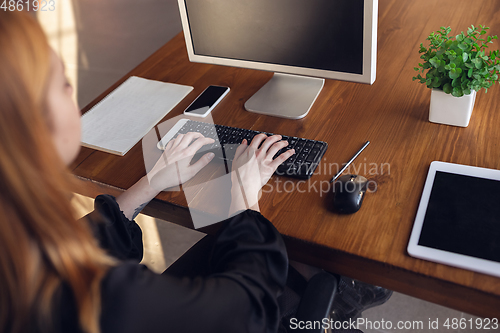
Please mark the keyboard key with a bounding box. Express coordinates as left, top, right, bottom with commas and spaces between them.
306, 150, 320, 162
295, 139, 306, 148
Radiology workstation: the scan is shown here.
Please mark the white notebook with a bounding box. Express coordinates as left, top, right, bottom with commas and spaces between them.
81, 76, 193, 156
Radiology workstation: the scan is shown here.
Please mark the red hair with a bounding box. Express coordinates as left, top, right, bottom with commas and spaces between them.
0, 11, 113, 333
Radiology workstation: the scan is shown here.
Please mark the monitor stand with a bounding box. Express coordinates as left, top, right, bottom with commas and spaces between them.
244, 72, 325, 119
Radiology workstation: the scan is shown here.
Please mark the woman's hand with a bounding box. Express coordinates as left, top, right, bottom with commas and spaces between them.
229, 134, 295, 214
148, 132, 215, 191
117, 132, 215, 220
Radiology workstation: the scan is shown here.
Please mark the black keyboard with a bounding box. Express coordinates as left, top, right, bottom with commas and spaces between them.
158, 119, 328, 179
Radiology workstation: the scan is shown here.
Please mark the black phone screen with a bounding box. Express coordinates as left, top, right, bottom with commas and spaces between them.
185, 86, 229, 115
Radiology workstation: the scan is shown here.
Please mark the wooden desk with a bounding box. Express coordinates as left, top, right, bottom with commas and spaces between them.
73, 0, 500, 318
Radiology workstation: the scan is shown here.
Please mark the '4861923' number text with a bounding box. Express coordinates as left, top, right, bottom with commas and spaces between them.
1, 0, 55, 11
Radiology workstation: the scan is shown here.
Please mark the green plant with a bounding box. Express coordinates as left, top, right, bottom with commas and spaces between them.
413, 25, 500, 97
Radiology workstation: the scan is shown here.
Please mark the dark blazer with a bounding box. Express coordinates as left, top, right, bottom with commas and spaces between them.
54, 195, 288, 333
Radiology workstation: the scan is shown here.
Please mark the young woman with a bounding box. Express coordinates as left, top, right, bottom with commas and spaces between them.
0, 11, 296, 333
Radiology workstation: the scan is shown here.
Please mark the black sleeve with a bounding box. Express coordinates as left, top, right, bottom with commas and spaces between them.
82, 194, 143, 262
100, 210, 288, 333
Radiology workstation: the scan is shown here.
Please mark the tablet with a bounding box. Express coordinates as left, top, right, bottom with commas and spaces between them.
408, 161, 500, 278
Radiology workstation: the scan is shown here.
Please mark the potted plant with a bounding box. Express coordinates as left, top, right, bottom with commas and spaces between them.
413, 25, 500, 127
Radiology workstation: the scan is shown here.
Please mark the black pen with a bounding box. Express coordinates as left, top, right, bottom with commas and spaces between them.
330, 141, 370, 183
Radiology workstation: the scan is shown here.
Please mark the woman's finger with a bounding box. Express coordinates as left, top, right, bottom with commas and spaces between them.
266, 140, 288, 159
171, 133, 185, 148
269, 149, 295, 170
165, 138, 175, 151
249, 133, 268, 150
233, 139, 248, 161
259, 135, 282, 154
188, 152, 216, 175
183, 137, 215, 155
177, 132, 205, 149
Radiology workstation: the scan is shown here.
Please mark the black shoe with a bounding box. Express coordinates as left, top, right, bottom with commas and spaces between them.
330, 276, 393, 322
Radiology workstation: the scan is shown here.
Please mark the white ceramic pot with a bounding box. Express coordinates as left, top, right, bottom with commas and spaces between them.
429, 89, 477, 127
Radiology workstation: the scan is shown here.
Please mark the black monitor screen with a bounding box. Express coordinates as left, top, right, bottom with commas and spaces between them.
184, 0, 364, 75
418, 171, 500, 263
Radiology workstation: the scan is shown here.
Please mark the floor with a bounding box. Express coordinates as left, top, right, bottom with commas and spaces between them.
41, 2, 497, 332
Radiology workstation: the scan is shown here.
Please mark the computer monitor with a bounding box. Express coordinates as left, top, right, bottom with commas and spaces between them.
177, 0, 378, 119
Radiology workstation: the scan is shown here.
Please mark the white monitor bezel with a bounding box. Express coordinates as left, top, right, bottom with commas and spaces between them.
178, 0, 377, 85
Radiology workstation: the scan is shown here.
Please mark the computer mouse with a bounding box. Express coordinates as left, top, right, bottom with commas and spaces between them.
332, 174, 368, 214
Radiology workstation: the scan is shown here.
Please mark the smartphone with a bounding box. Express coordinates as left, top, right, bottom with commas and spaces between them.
183, 85, 230, 117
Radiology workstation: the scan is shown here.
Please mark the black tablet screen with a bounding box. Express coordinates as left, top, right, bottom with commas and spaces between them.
418, 171, 500, 263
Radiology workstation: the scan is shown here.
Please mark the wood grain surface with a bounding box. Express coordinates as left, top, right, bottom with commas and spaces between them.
72, 0, 500, 318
